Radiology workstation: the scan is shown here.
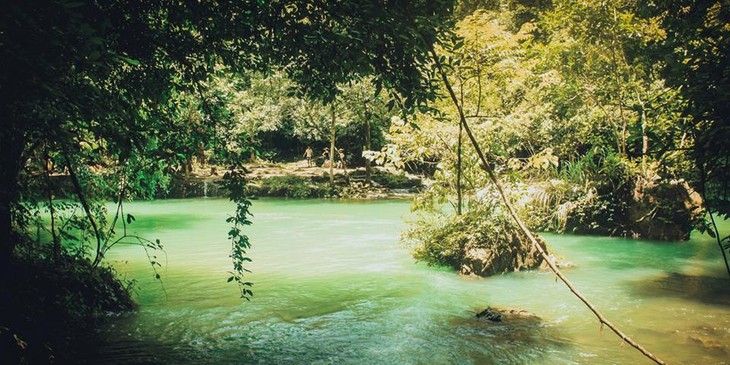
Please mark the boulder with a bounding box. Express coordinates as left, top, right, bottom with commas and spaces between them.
629, 178, 703, 240
460, 235, 546, 277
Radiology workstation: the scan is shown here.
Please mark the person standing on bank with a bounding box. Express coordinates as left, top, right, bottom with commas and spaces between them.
322, 147, 330, 167
336, 148, 346, 169
304, 146, 314, 167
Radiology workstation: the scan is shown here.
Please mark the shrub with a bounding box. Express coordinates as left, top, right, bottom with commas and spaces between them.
371, 172, 420, 189
406, 202, 544, 276
1, 245, 135, 363
252, 175, 332, 198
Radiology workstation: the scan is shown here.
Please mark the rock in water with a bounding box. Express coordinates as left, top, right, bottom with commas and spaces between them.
476, 307, 541, 324
476, 307, 503, 322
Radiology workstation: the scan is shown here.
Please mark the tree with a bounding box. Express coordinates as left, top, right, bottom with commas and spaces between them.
210, 70, 300, 161
639, 0, 730, 275
425, 7, 667, 363
0, 0, 456, 265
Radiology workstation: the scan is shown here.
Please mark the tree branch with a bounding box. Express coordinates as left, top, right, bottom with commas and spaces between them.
430, 49, 666, 365
43, 148, 60, 255
63, 151, 104, 268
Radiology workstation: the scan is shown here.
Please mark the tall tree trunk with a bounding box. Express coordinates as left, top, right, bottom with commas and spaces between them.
329, 102, 336, 187
249, 134, 257, 162
457, 78, 465, 216
638, 93, 648, 173
43, 148, 60, 255
0, 132, 25, 265
609, 7, 628, 156
364, 107, 372, 185
457, 117, 463, 215
63, 152, 104, 268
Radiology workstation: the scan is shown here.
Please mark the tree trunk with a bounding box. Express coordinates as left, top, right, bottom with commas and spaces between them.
43, 149, 60, 255
364, 107, 372, 185
0, 132, 25, 265
64, 152, 104, 268
329, 103, 336, 187
638, 94, 648, 173
457, 117, 463, 215
249, 134, 257, 162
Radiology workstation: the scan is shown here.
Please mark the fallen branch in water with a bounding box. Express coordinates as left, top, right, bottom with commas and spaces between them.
431, 49, 666, 365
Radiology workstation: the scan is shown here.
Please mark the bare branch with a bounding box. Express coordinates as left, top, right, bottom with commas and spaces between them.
431, 49, 667, 365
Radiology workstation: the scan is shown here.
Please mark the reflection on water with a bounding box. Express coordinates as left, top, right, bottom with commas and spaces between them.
86, 198, 730, 364
633, 272, 730, 305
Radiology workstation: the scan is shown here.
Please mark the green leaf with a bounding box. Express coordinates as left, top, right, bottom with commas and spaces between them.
119, 55, 141, 66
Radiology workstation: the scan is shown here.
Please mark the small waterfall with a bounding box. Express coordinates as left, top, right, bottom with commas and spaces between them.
203, 180, 208, 198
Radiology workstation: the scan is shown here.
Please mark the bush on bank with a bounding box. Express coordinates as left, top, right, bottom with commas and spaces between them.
0, 245, 135, 364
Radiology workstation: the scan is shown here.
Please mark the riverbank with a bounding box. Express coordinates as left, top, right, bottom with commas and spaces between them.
165, 160, 424, 199
0, 248, 135, 364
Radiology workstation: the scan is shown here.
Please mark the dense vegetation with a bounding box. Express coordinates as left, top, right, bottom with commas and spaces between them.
390, 1, 730, 274
0, 0, 454, 361
1, 0, 729, 363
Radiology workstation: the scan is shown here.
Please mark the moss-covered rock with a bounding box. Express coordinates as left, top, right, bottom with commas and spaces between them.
410, 204, 546, 276
629, 179, 703, 240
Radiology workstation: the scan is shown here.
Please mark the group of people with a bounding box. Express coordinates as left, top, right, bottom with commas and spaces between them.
303, 146, 346, 169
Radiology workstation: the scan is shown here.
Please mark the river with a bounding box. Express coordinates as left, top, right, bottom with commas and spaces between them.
90, 198, 730, 364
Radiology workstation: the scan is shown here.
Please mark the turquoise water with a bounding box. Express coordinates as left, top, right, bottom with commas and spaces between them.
91, 198, 730, 364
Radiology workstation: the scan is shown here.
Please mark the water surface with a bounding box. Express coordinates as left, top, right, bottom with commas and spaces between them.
94, 198, 730, 364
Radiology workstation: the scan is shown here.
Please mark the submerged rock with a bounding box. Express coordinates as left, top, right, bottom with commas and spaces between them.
476, 307, 502, 322
476, 307, 541, 324
687, 332, 728, 355
633, 272, 730, 306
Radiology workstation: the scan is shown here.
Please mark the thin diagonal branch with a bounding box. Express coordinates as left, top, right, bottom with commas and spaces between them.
430, 49, 666, 365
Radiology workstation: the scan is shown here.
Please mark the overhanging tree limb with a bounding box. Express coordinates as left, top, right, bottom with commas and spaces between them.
63, 151, 104, 268
707, 209, 730, 277
430, 49, 666, 365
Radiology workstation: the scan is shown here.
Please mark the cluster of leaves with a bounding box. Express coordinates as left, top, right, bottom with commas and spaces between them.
205, 72, 399, 167
405, 198, 533, 274
221, 168, 254, 300
639, 0, 730, 217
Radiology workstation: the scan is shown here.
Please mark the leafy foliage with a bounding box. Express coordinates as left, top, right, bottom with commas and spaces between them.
639, 0, 730, 218
252, 175, 332, 199
221, 168, 254, 300
388, 3, 713, 248
406, 199, 542, 275
0, 0, 458, 252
